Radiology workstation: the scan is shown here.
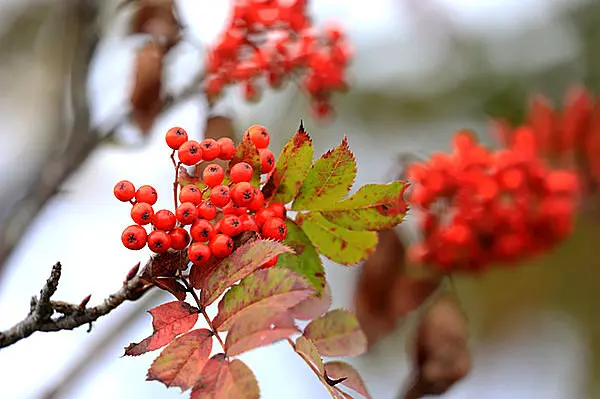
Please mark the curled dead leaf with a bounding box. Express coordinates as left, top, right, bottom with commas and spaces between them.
404, 294, 471, 398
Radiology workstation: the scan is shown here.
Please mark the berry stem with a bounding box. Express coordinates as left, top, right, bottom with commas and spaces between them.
180, 276, 227, 351
172, 159, 182, 210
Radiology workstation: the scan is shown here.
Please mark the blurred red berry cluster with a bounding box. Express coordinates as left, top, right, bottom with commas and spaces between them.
494, 87, 600, 197
204, 0, 352, 118
114, 125, 286, 269
407, 129, 579, 272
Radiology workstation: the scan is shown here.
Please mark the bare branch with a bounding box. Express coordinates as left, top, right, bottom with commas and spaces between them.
0, 260, 154, 349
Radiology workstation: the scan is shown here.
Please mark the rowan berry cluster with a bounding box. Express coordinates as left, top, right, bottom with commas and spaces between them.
407, 128, 579, 272
204, 0, 351, 118
114, 125, 287, 269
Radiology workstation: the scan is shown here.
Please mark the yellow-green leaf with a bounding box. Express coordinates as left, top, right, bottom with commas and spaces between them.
296, 212, 378, 265
320, 182, 408, 231
292, 136, 356, 211
262, 121, 314, 204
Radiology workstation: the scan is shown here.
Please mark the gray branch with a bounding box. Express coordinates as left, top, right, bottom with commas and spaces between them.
0, 261, 153, 349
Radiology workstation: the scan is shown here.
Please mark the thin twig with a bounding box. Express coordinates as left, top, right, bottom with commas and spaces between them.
0, 261, 154, 349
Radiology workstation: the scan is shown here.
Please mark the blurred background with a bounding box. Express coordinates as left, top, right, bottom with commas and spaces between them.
0, 0, 598, 398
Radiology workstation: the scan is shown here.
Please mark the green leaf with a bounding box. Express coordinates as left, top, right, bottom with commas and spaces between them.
303, 309, 367, 357
296, 212, 378, 265
228, 137, 262, 186
201, 239, 295, 306
146, 328, 213, 391
324, 361, 373, 399
320, 182, 408, 230
213, 268, 315, 331
278, 217, 326, 294
262, 122, 314, 204
225, 309, 299, 356
290, 282, 332, 321
295, 336, 324, 374
292, 135, 357, 211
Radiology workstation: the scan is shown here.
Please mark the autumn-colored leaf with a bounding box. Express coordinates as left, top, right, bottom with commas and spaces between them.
303, 309, 367, 357
262, 122, 314, 203
404, 294, 471, 399
225, 309, 299, 356
191, 353, 227, 398
217, 359, 260, 399
295, 336, 324, 374
320, 182, 408, 230
213, 268, 314, 331
324, 361, 372, 399
201, 239, 295, 306
296, 212, 378, 265
292, 135, 357, 211
290, 282, 332, 321
278, 217, 326, 294
146, 328, 213, 391
140, 252, 188, 300
228, 137, 262, 186
189, 257, 220, 290
124, 301, 199, 356
527, 95, 555, 156
178, 167, 208, 192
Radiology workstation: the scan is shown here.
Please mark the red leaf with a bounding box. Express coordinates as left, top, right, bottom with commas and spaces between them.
324, 361, 372, 399
290, 282, 332, 320
527, 95, 556, 155
140, 252, 189, 300
303, 309, 367, 357
124, 301, 199, 356
213, 268, 314, 331
216, 359, 260, 399
189, 257, 219, 290
191, 353, 227, 398
146, 328, 213, 391
201, 239, 295, 306
295, 336, 324, 374
225, 309, 299, 356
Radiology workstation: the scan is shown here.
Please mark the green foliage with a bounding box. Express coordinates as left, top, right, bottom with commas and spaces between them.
296, 212, 378, 265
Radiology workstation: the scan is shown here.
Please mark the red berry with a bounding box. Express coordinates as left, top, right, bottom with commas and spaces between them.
248, 188, 265, 212
210, 185, 231, 208
240, 214, 259, 232
213, 219, 224, 235
231, 182, 255, 207
217, 137, 236, 160
197, 200, 217, 220
114, 180, 135, 202
221, 215, 242, 236
268, 202, 286, 219
203, 164, 225, 187
230, 162, 254, 183
223, 201, 247, 216
165, 127, 188, 150
131, 202, 154, 225
261, 255, 279, 269
209, 234, 234, 258
178, 140, 203, 165
147, 230, 171, 253
169, 228, 190, 250
261, 217, 287, 241
135, 185, 158, 205
259, 148, 275, 174
179, 185, 203, 205
176, 202, 198, 225
121, 225, 147, 250
255, 208, 276, 227
244, 124, 270, 149
153, 209, 176, 231
188, 242, 212, 265
190, 219, 214, 242
200, 138, 221, 161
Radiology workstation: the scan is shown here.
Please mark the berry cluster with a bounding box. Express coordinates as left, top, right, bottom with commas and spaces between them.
114, 125, 287, 269
407, 128, 579, 272
204, 0, 351, 118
